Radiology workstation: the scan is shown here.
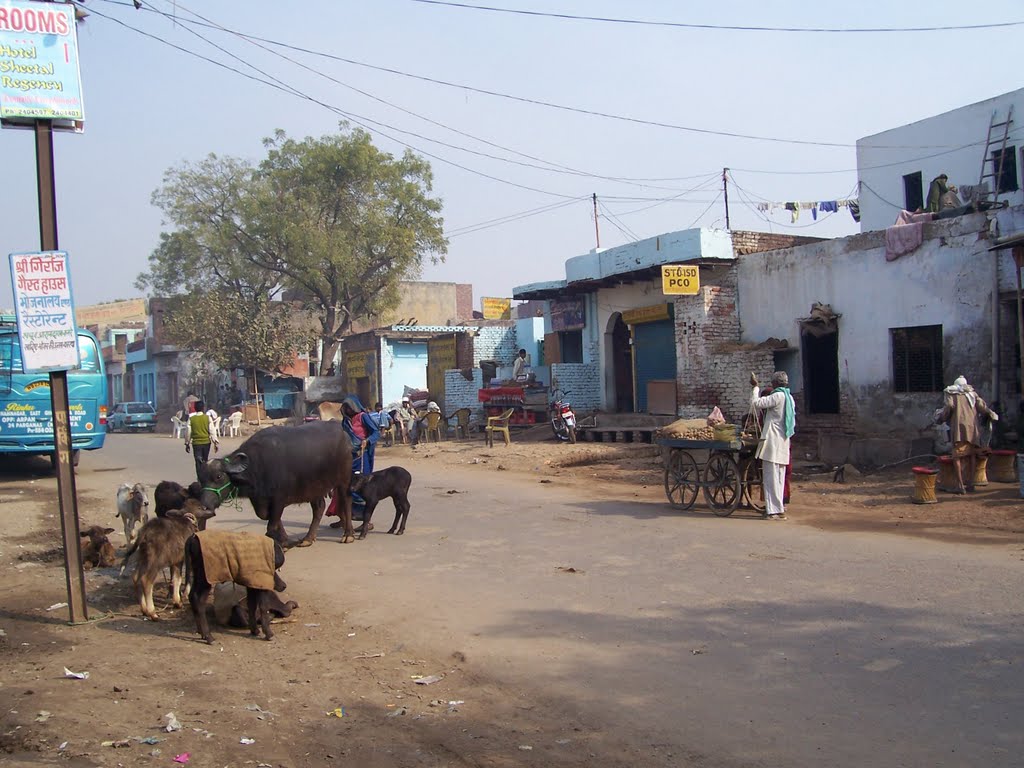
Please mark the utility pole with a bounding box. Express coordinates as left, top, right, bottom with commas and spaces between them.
592, 192, 601, 249
722, 168, 731, 230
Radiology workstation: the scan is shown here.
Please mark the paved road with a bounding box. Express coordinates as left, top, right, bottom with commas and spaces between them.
27, 433, 1024, 767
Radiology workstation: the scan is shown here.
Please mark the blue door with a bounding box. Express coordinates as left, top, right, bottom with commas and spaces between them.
633, 319, 676, 413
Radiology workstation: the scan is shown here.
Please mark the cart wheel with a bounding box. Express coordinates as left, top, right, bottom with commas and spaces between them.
664, 450, 699, 510
740, 457, 766, 514
703, 452, 741, 516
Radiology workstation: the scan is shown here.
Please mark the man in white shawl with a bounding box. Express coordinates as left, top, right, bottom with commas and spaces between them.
751, 371, 797, 520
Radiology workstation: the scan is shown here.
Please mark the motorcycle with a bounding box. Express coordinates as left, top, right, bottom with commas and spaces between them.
550, 388, 578, 444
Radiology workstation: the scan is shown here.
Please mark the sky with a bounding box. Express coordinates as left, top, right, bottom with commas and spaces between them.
2, 0, 1023, 311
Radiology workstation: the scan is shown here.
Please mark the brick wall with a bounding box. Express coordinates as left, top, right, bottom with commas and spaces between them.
455, 284, 474, 322
731, 230, 826, 256
550, 363, 600, 414
472, 324, 518, 367
444, 368, 485, 424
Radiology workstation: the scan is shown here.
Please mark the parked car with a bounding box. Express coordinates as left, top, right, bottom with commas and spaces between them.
107, 401, 157, 433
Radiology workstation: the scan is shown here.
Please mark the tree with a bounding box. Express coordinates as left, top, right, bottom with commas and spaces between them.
138, 126, 448, 374
161, 291, 317, 381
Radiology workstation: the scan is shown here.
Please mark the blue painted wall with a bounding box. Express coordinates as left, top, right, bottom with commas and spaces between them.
382, 340, 428, 406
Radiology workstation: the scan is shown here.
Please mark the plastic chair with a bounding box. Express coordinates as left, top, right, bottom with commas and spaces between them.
171, 411, 186, 439
484, 408, 515, 448
227, 411, 243, 437
425, 411, 443, 443
446, 408, 472, 440
209, 416, 221, 437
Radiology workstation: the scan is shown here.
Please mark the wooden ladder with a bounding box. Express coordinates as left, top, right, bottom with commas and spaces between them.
977, 106, 1014, 203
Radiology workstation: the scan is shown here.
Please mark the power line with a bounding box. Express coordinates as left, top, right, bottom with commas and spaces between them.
597, 200, 641, 242
685, 192, 723, 230
142, 2, 715, 193
407, 0, 1024, 34
447, 197, 587, 236
78, 2, 587, 200
92, 0, 973, 152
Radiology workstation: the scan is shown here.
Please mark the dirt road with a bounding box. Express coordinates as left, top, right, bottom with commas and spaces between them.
1, 432, 1023, 767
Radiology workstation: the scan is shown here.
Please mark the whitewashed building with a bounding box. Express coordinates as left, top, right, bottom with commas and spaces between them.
858, 87, 1024, 232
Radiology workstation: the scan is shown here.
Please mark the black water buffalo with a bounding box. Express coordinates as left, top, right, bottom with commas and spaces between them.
197, 421, 355, 546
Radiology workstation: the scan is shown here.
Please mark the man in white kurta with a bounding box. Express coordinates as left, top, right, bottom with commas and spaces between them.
750, 371, 796, 520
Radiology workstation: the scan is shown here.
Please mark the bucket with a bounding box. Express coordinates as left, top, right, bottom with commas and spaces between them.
1018, 454, 1024, 498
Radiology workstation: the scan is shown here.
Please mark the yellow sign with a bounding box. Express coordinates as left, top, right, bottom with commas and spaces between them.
481, 297, 512, 320
661, 264, 700, 295
622, 303, 671, 326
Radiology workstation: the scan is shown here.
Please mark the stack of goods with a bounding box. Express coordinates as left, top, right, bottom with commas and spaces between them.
655, 418, 715, 441
713, 423, 740, 442
403, 387, 430, 409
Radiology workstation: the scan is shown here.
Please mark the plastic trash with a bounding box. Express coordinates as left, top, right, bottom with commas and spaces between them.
518, 745, 533, 751
46, 602, 68, 612
326, 708, 345, 718
58, 741, 68, 751
164, 713, 182, 732
138, 736, 162, 745
63, 667, 89, 680
173, 753, 190, 764
414, 674, 444, 686
240, 737, 255, 745
34, 711, 51, 723
101, 739, 132, 748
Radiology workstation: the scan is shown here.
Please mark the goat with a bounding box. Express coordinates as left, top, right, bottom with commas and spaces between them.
121, 500, 215, 620
79, 525, 116, 569
185, 530, 288, 643
115, 483, 149, 546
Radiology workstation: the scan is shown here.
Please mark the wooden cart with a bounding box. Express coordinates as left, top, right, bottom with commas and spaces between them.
657, 437, 766, 516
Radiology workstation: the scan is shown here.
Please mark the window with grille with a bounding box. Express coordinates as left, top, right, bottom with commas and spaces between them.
891, 325, 943, 393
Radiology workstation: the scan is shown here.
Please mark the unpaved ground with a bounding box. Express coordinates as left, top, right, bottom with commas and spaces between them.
397, 433, 1024, 544
1, 432, 1022, 767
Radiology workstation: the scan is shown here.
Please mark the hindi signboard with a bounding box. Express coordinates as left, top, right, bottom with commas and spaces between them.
661, 264, 700, 296
8, 250, 79, 372
0, 0, 84, 123
481, 297, 512, 320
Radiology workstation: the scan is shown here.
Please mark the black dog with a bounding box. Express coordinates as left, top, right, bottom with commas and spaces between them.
185, 532, 288, 643
331, 466, 412, 538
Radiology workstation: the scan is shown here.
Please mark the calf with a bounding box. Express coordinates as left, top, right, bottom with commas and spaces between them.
79, 525, 116, 569
154, 480, 211, 530
115, 482, 149, 546
121, 500, 214, 620
331, 466, 412, 538
185, 530, 288, 643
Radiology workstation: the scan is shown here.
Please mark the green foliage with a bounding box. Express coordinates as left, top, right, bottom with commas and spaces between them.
162, 293, 317, 374
137, 126, 448, 374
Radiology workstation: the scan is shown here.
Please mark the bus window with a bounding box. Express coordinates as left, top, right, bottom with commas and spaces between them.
73, 335, 100, 374
0, 332, 99, 374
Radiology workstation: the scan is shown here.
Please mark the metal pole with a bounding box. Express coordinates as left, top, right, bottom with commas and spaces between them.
722, 168, 731, 230
592, 192, 600, 249
1014, 247, 1024, 402
35, 120, 88, 625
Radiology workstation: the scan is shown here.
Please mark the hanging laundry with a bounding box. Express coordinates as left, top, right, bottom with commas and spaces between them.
818, 200, 838, 214
811, 204, 818, 220
784, 202, 799, 223
848, 200, 861, 222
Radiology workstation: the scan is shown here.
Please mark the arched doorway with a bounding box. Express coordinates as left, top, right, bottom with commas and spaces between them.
611, 313, 634, 412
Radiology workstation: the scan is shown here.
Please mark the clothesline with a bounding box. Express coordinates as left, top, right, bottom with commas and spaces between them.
754, 197, 860, 223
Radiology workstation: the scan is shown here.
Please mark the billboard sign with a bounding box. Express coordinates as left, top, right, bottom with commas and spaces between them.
0, 0, 84, 123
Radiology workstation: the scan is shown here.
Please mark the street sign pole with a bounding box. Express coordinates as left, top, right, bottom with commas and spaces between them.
35, 119, 88, 624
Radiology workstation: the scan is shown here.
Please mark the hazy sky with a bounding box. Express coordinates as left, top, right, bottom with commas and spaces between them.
2, 0, 1022, 310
